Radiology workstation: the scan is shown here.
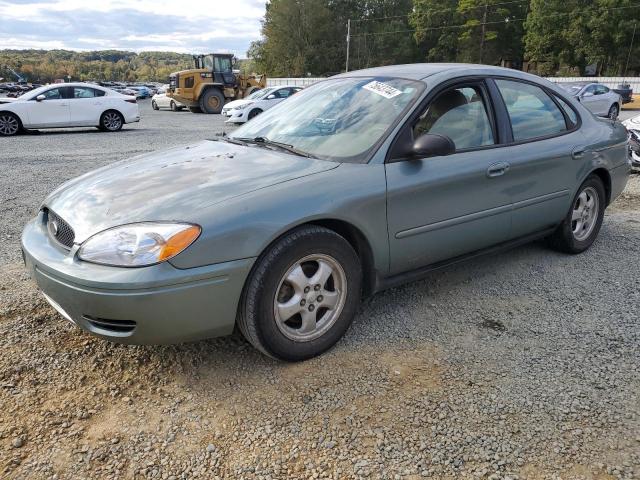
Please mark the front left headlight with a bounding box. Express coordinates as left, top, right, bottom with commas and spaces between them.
235, 103, 252, 110
77, 222, 201, 267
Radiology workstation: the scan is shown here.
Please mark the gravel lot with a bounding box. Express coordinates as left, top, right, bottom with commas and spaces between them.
0, 100, 639, 479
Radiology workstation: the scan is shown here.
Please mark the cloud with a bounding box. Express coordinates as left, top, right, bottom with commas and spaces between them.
0, 0, 266, 56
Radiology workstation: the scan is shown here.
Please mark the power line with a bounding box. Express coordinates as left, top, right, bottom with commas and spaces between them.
349, 0, 530, 23
349, 3, 640, 38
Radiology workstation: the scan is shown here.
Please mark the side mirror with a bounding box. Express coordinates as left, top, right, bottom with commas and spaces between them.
267, 94, 276, 99
412, 133, 455, 158
36, 94, 46, 102
582, 91, 594, 98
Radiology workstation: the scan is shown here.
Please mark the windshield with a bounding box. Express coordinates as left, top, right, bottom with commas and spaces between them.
250, 87, 275, 100
18, 84, 54, 99
230, 77, 424, 162
558, 83, 586, 95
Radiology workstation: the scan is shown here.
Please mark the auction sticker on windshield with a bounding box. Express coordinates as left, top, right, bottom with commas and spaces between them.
362, 80, 402, 99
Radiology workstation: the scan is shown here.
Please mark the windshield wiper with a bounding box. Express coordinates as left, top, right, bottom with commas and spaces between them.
234, 136, 317, 158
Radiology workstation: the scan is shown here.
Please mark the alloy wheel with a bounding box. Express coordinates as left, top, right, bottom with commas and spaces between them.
0, 114, 19, 135
571, 186, 599, 241
273, 254, 347, 342
103, 112, 122, 131
609, 105, 618, 120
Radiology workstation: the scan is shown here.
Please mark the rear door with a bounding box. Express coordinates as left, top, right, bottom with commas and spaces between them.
25, 87, 71, 127
385, 80, 512, 274
489, 78, 583, 238
69, 87, 104, 125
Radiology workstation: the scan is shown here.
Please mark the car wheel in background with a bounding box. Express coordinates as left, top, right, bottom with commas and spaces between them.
238, 225, 362, 362
248, 108, 263, 120
151, 100, 159, 110
99, 111, 124, 132
170, 101, 177, 112
547, 175, 606, 254
0, 112, 21, 136
199, 88, 225, 114
608, 104, 619, 120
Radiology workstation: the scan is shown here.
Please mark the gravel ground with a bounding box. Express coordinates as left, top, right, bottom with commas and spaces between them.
0, 101, 639, 479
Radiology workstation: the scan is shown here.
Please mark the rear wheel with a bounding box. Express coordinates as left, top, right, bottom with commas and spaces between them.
608, 103, 619, 120
238, 226, 362, 361
248, 108, 263, 120
199, 88, 225, 114
170, 101, 177, 111
0, 112, 21, 136
151, 100, 159, 110
547, 175, 606, 254
99, 111, 123, 132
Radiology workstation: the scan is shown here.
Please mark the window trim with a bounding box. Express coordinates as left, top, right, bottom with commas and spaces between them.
487, 76, 582, 147
386, 76, 499, 163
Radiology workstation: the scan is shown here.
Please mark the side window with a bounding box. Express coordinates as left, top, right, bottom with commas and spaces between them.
595, 85, 609, 95
585, 85, 597, 95
94, 89, 106, 97
553, 95, 578, 126
277, 88, 291, 98
41, 88, 63, 100
495, 79, 567, 141
73, 87, 95, 98
414, 85, 495, 150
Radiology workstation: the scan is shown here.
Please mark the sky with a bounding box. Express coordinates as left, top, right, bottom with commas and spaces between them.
0, 0, 267, 57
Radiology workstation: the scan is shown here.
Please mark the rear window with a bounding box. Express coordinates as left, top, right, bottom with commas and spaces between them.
496, 79, 567, 141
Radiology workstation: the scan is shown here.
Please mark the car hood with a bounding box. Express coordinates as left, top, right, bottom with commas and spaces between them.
0, 97, 19, 103
623, 115, 640, 130
44, 140, 338, 243
224, 99, 253, 109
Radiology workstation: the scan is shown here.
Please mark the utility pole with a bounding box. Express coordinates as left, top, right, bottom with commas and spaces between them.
345, 19, 351, 72
479, 2, 488, 64
624, 21, 637, 79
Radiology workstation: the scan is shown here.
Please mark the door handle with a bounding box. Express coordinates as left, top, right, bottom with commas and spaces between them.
487, 161, 510, 178
572, 147, 587, 159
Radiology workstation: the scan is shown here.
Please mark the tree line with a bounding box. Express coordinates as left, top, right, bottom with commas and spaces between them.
0, 50, 192, 84
248, 0, 640, 77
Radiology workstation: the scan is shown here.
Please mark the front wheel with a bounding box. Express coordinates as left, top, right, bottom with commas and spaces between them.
0, 112, 21, 136
238, 226, 362, 361
547, 175, 606, 254
608, 103, 619, 120
170, 101, 177, 111
99, 111, 123, 132
248, 108, 262, 120
199, 89, 225, 114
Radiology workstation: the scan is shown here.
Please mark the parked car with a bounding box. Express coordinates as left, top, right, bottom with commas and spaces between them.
622, 114, 640, 168
0, 82, 139, 136
612, 83, 633, 104
222, 86, 302, 123
558, 82, 621, 119
126, 86, 151, 99
151, 90, 184, 111
21, 64, 630, 361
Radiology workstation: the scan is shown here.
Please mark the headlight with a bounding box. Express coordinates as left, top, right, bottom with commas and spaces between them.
235, 103, 252, 110
77, 222, 201, 267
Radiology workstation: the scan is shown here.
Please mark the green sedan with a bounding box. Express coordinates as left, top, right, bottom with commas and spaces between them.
22, 64, 631, 361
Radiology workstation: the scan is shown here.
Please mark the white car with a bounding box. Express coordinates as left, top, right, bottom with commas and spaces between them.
222, 86, 303, 123
0, 83, 140, 136
151, 90, 185, 111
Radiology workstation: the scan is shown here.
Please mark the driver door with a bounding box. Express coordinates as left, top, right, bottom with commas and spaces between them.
26, 87, 71, 127
385, 82, 512, 275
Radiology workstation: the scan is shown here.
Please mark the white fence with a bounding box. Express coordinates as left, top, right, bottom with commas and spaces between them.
269, 76, 640, 92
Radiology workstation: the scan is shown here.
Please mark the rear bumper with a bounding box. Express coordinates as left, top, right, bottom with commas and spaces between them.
21, 213, 254, 345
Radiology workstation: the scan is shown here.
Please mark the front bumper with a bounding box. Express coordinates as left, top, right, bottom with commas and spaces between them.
21, 213, 255, 345
223, 108, 248, 123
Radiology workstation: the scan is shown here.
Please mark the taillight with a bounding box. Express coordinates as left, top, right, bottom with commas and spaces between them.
125, 98, 137, 104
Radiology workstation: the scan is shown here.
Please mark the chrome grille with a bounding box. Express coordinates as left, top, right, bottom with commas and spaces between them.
46, 210, 75, 249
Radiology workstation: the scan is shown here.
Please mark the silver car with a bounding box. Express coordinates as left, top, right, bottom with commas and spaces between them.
558, 82, 621, 119
21, 64, 631, 361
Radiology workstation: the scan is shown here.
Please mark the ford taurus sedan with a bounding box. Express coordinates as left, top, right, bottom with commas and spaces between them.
0, 82, 140, 136
21, 64, 631, 361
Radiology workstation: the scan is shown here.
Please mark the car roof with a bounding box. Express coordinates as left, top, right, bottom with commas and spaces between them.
332, 63, 547, 83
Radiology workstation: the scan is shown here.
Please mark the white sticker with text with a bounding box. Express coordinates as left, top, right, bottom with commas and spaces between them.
362, 80, 402, 99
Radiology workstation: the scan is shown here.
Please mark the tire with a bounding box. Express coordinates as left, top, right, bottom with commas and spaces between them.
151, 100, 159, 111
248, 108, 263, 120
99, 111, 124, 132
238, 225, 362, 362
189, 106, 203, 113
608, 103, 619, 120
170, 101, 177, 112
199, 88, 225, 114
547, 175, 606, 254
0, 112, 21, 136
